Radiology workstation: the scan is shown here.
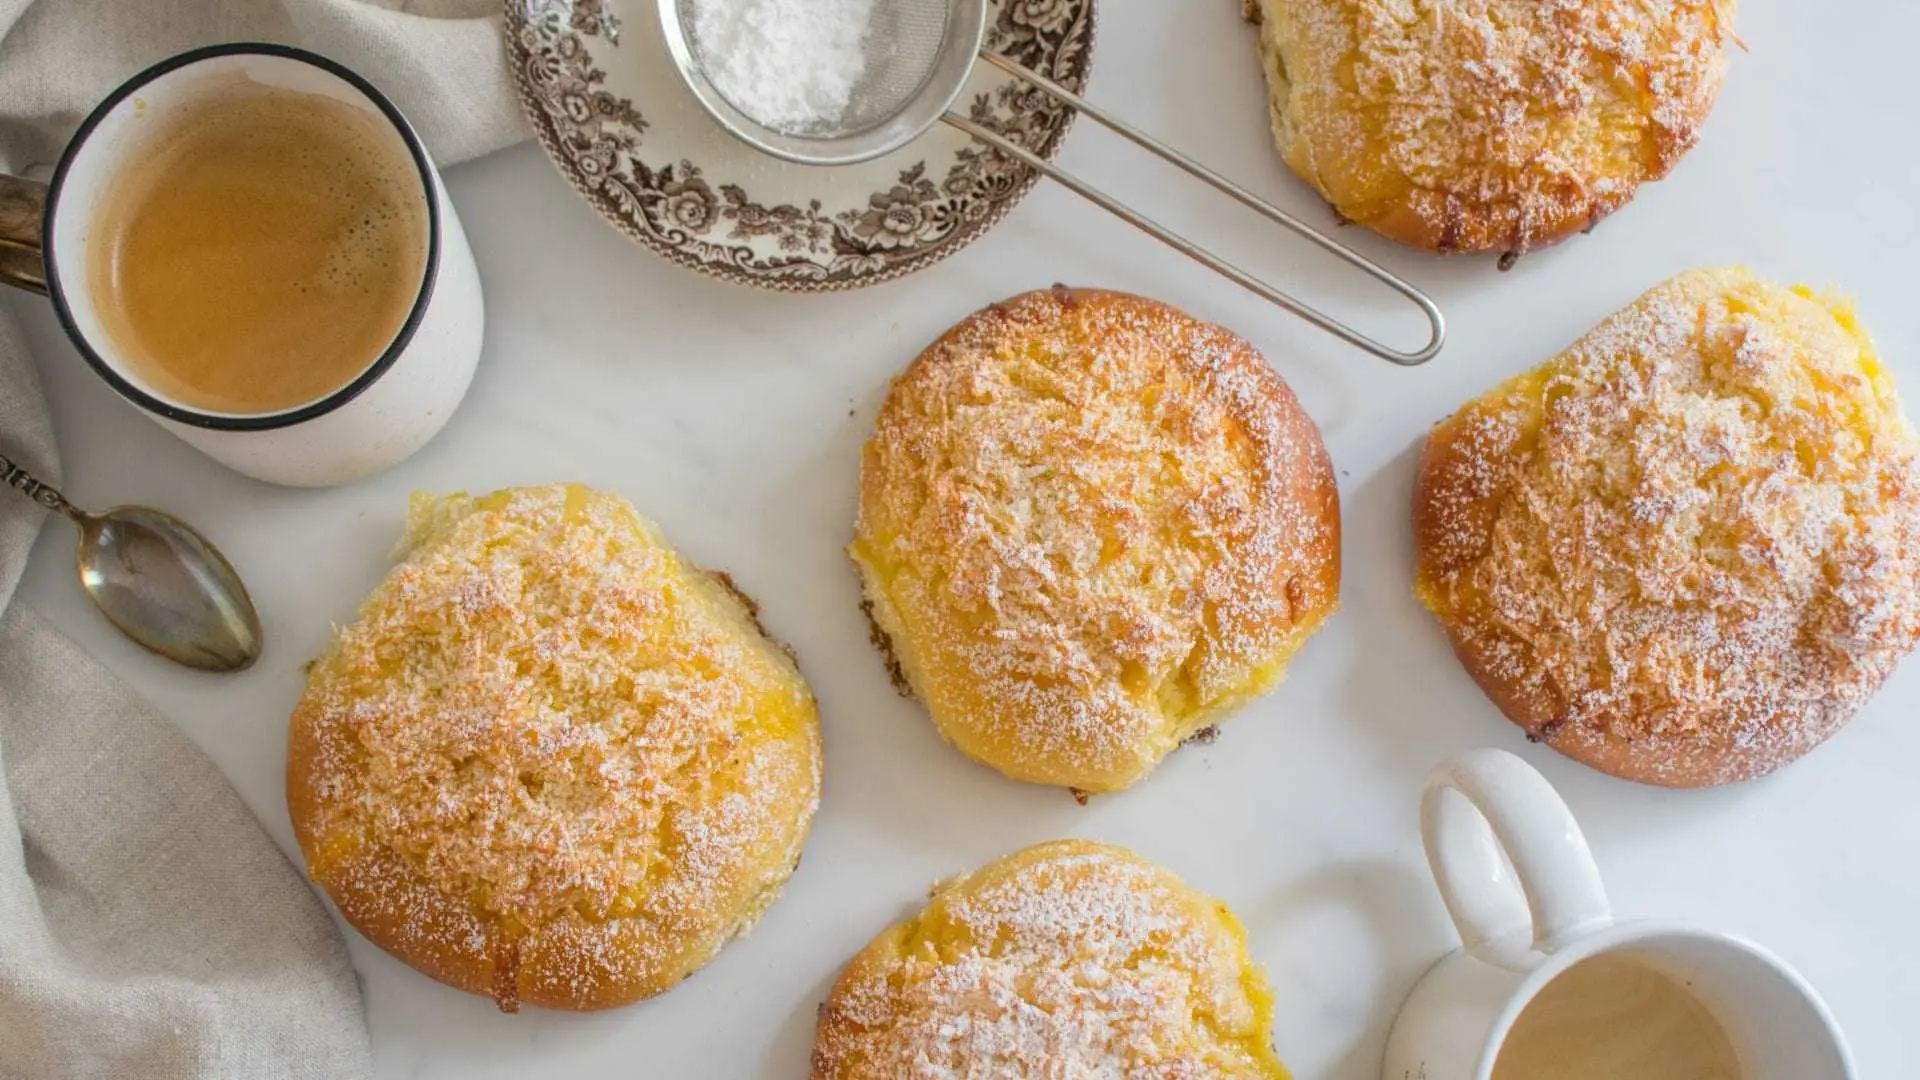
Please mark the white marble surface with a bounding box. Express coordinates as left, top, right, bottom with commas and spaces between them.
9, 1, 1918, 1076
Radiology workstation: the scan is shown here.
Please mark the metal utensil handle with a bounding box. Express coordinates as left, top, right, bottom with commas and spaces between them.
0, 449, 76, 518
0, 173, 48, 296
948, 51, 1445, 366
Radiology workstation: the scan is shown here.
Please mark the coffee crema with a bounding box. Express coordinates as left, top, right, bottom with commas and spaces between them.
88, 82, 428, 416
1493, 953, 1744, 1080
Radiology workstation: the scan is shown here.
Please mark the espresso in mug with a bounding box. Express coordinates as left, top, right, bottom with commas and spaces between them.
87, 82, 427, 415
1493, 953, 1744, 1080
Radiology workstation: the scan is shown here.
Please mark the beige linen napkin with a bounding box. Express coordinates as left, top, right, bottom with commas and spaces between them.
0, 2, 527, 1076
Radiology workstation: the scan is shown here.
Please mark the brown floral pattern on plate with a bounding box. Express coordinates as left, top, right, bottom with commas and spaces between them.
506, 0, 1096, 290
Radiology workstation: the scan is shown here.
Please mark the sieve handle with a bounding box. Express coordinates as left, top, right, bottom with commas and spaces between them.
944, 52, 1445, 366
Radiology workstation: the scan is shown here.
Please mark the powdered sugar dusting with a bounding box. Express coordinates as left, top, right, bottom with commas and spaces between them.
1416, 268, 1920, 785
850, 289, 1340, 792
289, 485, 822, 1009
1249, 0, 1736, 257
690, 0, 876, 133
810, 840, 1286, 1078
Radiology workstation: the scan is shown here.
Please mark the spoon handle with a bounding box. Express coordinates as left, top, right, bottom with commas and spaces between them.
0, 451, 77, 519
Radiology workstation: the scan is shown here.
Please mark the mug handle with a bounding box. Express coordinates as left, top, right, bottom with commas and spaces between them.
1422, 748, 1612, 973
0, 173, 48, 296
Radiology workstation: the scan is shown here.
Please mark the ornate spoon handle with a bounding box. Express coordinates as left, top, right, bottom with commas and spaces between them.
0, 450, 77, 518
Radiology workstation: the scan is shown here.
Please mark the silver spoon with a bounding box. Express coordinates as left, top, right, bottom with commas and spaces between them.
1, 456, 261, 672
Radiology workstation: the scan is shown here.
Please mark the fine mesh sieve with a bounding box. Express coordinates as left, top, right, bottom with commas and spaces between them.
665, 0, 976, 160
829, 0, 957, 134
659, 0, 1446, 365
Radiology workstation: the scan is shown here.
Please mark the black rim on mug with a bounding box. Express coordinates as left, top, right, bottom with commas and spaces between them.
41, 42, 443, 433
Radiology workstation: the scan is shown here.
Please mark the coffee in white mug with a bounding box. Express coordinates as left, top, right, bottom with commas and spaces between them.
3, 44, 484, 487
87, 81, 429, 416
1492, 952, 1743, 1080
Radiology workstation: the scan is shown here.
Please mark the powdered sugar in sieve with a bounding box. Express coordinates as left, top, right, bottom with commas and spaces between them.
683, 0, 950, 136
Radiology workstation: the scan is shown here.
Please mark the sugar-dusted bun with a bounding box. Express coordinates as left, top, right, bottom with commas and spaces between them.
810, 840, 1288, 1078
1414, 268, 1920, 787
851, 287, 1339, 794
287, 485, 822, 1011
1243, 0, 1736, 262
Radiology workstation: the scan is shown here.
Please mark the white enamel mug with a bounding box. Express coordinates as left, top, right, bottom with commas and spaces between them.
1382, 749, 1855, 1080
0, 43, 482, 487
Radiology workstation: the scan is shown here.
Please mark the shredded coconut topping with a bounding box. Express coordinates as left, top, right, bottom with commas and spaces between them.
851, 289, 1339, 792
1416, 268, 1920, 785
1250, 0, 1736, 258
811, 841, 1286, 1079
289, 485, 821, 1009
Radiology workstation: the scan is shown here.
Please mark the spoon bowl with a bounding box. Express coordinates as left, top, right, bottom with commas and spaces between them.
73, 506, 262, 672
0, 453, 262, 673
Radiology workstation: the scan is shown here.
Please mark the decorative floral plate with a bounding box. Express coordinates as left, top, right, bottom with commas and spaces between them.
506, 0, 1096, 290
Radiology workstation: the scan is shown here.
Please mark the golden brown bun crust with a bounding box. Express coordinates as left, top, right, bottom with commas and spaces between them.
1246, 0, 1736, 260
1414, 268, 1920, 787
810, 840, 1289, 1079
287, 485, 822, 1011
850, 288, 1339, 793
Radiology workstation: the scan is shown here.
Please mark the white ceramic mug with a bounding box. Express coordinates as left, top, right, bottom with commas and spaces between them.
1382, 748, 1855, 1080
0, 43, 482, 487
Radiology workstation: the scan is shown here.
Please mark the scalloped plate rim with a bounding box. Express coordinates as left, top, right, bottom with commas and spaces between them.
503, 0, 1100, 293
